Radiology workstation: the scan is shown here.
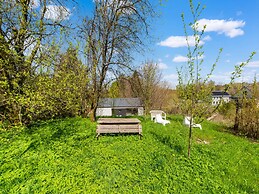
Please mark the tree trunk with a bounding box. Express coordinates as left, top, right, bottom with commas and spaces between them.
188, 124, 192, 158
89, 102, 97, 122
234, 100, 239, 131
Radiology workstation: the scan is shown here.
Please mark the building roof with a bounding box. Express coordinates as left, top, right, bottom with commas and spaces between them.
98, 98, 143, 108
212, 91, 230, 97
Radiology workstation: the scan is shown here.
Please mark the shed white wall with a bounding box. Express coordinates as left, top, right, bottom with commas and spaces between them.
96, 108, 112, 116
138, 107, 144, 116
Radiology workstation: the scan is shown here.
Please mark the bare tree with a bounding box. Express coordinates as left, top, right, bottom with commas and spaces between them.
80, 0, 154, 121
108, 61, 171, 114
129, 61, 165, 114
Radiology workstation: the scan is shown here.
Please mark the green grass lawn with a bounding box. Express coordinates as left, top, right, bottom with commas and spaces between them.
0, 116, 258, 193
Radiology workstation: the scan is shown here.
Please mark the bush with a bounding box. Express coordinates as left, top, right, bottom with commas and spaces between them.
236, 99, 259, 139
218, 101, 236, 120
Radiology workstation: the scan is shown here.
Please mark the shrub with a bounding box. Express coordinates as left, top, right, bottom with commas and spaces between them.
218, 101, 236, 120
236, 99, 259, 139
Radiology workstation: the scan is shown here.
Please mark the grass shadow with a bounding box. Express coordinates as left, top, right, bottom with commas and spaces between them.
96, 133, 142, 140
17, 118, 96, 152
149, 130, 185, 154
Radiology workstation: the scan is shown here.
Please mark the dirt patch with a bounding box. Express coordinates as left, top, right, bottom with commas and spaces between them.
208, 113, 233, 126
196, 138, 210, 144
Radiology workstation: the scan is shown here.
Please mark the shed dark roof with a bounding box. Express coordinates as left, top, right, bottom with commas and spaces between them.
212, 91, 230, 97
98, 98, 113, 107
98, 98, 143, 108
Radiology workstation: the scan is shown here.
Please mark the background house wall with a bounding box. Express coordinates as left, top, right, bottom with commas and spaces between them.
138, 107, 144, 116
212, 91, 231, 106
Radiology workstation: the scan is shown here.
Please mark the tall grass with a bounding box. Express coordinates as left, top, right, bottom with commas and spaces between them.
0, 116, 258, 193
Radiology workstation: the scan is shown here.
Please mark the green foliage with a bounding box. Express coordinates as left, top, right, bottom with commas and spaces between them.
0, 1, 86, 127
0, 117, 258, 193
234, 80, 259, 139
177, 0, 255, 157
29, 46, 89, 121
177, 1, 221, 121
1, 40, 89, 127
217, 101, 236, 120
108, 81, 120, 98
177, 1, 221, 157
236, 99, 259, 139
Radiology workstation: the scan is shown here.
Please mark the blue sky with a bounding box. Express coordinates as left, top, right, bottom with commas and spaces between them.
149, 0, 259, 87
50, 0, 259, 87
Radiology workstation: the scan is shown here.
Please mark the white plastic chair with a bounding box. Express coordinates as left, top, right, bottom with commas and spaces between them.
184, 116, 202, 130
150, 110, 166, 121
155, 114, 170, 126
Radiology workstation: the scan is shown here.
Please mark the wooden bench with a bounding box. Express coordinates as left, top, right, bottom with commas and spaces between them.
96, 118, 142, 139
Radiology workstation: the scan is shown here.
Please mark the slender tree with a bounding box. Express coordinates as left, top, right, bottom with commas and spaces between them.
81, 0, 154, 121
177, 0, 255, 157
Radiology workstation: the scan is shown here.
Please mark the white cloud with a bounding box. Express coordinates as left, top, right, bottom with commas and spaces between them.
158, 35, 211, 48
44, 5, 71, 21
163, 73, 179, 88
211, 72, 231, 84
236, 60, 259, 68
164, 73, 178, 80
172, 54, 205, 63
195, 18, 245, 38
173, 55, 188, 63
158, 36, 198, 48
211, 69, 259, 84
225, 59, 230, 63
246, 60, 259, 68
203, 35, 212, 41
157, 62, 168, 70
235, 69, 258, 82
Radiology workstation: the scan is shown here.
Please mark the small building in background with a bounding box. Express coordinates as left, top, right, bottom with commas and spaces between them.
212, 91, 231, 106
96, 98, 144, 117
231, 86, 253, 101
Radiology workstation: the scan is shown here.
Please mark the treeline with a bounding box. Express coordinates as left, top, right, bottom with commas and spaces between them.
0, 42, 172, 126
106, 62, 174, 114
1, 1, 258, 140
0, 45, 89, 126
0, 0, 161, 127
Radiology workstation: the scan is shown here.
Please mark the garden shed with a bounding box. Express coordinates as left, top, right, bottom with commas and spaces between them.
96, 98, 144, 117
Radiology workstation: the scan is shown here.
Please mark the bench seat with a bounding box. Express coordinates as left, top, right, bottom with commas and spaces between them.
96, 118, 142, 139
